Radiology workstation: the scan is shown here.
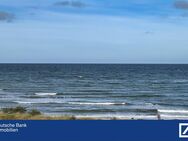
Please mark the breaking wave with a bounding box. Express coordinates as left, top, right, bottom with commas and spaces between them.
158, 109, 188, 113
68, 102, 127, 106
35, 93, 57, 96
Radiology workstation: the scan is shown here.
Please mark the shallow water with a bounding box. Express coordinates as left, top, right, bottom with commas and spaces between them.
0, 64, 188, 119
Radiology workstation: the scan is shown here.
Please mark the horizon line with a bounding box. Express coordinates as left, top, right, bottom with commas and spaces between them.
0, 63, 188, 65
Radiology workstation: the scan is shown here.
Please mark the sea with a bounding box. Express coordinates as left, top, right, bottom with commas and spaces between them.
0, 64, 188, 120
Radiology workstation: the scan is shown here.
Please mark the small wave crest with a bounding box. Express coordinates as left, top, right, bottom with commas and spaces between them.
173, 79, 188, 83
158, 109, 188, 113
160, 115, 188, 119
68, 102, 127, 106
14, 99, 62, 104
77, 75, 83, 78
14, 101, 35, 104
35, 93, 57, 96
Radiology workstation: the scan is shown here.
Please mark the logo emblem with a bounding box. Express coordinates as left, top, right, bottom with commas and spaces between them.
179, 123, 188, 138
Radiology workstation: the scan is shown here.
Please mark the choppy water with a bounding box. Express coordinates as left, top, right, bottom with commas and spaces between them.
0, 64, 188, 119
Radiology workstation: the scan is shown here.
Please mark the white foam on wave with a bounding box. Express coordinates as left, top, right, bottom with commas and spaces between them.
77, 75, 83, 78
160, 115, 188, 119
14, 101, 35, 104
173, 79, 188, 83
14, 99, 62, 104
68, 102, 127, 106
158, 109, 188, 119
35, 93, 57, 96
76, 115, 157, 120
158, 109, 188, 113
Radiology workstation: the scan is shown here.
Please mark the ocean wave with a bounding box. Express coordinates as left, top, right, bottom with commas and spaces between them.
76, 114, 188, 120
160, 115, 188, 119
145, 103, 155, 105
68, 102, 127, 106
35, 93, 57, 96
14, 100, 62, 104
158, 109, 188, 113
77, 75, 83, 78
173, 79, 188, 83
76, 115, 157, 120
14, 101, 35, 104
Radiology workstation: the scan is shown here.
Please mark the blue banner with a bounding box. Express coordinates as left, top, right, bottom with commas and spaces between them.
0, 120, 187, 141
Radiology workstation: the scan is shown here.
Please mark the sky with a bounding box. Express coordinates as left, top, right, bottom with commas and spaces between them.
0, 0, 188, 63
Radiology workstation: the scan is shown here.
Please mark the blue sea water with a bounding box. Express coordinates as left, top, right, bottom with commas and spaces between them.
0, 64, 188, 119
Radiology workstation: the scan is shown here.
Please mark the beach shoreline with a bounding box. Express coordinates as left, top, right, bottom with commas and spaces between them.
1, 106, 188, 120
0, 107, 157, 120
0, 112, 159, 120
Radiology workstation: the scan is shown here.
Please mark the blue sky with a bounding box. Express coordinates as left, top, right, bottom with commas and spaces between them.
0, 0, 188, 63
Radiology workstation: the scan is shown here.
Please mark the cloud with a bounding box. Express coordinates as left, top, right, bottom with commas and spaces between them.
54, 1, 86, 8
0, 11, 14, 22
145, 31, 154, 35
181, 12, 188, 17
174, 0, 188, 10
